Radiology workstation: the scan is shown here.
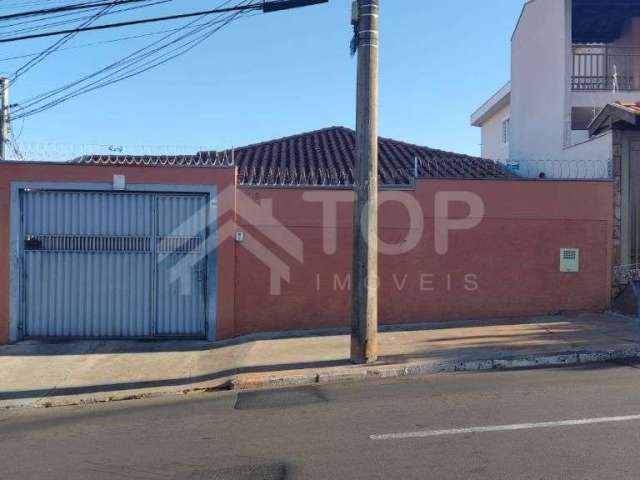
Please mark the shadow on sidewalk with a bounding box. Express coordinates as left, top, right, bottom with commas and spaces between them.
0, 359, 351, 402
2, 313, 636, 403
5, 344, 636, 403
0, 314, 597, 357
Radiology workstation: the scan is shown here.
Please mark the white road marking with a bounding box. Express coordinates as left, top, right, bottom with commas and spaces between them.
370, 414, 640, 441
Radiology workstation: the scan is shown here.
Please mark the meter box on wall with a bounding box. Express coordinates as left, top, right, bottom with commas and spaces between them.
560, 248, 580, 273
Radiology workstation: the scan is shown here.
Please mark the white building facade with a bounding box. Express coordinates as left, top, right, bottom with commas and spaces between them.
471, 0, 640, 174
471, 0, 640, 280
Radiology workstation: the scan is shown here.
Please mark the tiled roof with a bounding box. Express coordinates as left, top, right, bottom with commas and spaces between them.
589, 101, 640, 135
613, 101, 640, 114
74, 126, 512, 187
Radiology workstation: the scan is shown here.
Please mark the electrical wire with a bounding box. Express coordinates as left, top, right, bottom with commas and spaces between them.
0, 1, 263, 43
0, 23, 201, 62
0, 8, 111, 32
0, 1, 82, 12
7, 0, 321, 121
8, 0, 171, 82
0, 0, 153, 22
15, 12, 245, 116
0, 0, 169, 38
13, 0, 243, 106
13, 10, 225, 109
10, 3, 116, 82
12, 0, 253, 119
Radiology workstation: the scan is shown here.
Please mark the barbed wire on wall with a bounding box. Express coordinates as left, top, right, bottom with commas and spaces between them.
414, 156, 509, 180
3, 141, 216, 161
2, 142, 614, 187
506, 159, 612, 180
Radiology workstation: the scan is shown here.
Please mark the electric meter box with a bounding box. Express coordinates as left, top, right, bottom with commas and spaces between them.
560, 248, 580, 273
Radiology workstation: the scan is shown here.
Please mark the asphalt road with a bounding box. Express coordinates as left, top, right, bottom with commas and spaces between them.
3, 362, 640, 479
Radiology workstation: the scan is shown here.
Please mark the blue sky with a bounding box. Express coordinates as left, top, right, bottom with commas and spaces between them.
1, 0, 525, 158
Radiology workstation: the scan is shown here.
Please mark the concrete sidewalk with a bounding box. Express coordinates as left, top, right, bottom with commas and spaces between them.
2, 312, 640, 409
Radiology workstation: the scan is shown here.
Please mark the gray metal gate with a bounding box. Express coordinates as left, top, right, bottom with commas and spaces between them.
20, 190, 210, 339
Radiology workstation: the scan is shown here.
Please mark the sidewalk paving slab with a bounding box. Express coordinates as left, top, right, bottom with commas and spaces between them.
1, 312, 639, 409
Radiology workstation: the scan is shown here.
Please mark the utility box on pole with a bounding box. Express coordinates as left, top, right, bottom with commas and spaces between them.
351, 0, 379, 364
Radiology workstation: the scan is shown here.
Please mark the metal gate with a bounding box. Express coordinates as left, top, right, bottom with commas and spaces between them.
19, 189, 210, 339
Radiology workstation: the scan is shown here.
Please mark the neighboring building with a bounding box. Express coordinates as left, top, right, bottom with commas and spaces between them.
471, 0, 640, 165
472, 0, 640, 274
471, 82, 511, 162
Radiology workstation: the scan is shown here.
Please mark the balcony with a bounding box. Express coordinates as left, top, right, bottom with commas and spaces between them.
572, 44, 640, 91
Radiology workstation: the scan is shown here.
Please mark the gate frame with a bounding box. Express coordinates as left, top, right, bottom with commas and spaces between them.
9, 181, 218, 343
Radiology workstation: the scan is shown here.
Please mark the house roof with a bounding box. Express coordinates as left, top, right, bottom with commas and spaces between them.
515, 0, 640, 44
589, 101, 640, 136
470, 82, 511, 127
74, 126, 512, 187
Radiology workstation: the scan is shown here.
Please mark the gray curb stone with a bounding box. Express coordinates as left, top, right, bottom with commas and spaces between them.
7, 347, 640, 409
233, 348, 640, 390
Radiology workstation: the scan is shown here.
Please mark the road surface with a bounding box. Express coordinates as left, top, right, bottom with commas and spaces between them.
2, 362, 640, 479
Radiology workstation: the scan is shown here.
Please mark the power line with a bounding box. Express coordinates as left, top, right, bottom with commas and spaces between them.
0, 0, 327, 43
12, 1, 248, 118
0, 0, 169, 38
10, 3, 115, 82
9, 0, 328, 120
0, 1, 81, 12
1, 3, 261, 43
0, 7, 107, 31
0, 0, 153, 22
263, 0, 329, 12
13, 2, 239, 106
14, 24, 237, 117
8, 0, 171, 83
0, 23, 198, 62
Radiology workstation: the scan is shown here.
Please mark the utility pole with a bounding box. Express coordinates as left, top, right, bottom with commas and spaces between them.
0, 78, 8, 160
351, 0, 379, 364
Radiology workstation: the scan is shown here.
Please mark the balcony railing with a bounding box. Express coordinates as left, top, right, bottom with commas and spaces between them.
572, 44, 640, 91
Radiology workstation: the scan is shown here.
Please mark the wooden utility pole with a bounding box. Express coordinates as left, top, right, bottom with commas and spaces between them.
0, 78, 8, 160
351, 0, 379, 364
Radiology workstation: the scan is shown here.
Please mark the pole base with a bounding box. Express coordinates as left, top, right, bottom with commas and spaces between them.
350, 337, 378, 364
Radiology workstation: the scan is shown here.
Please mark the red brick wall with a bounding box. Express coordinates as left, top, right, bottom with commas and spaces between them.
234, 180, 613, 335
0, 162, 614, 343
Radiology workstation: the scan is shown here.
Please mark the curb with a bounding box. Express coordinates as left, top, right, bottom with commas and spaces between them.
232, 348, 640, 391
6, 347, 640, 409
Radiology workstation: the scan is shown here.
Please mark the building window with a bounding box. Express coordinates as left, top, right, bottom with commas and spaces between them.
571, 106, 602, 131
502, 118, 510, 144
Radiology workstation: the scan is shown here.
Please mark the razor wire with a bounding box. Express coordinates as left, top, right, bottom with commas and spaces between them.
505, 159, 612, 180
5, 143, 612, 185
3, 140, 216, 161
413, 155, 509, 179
